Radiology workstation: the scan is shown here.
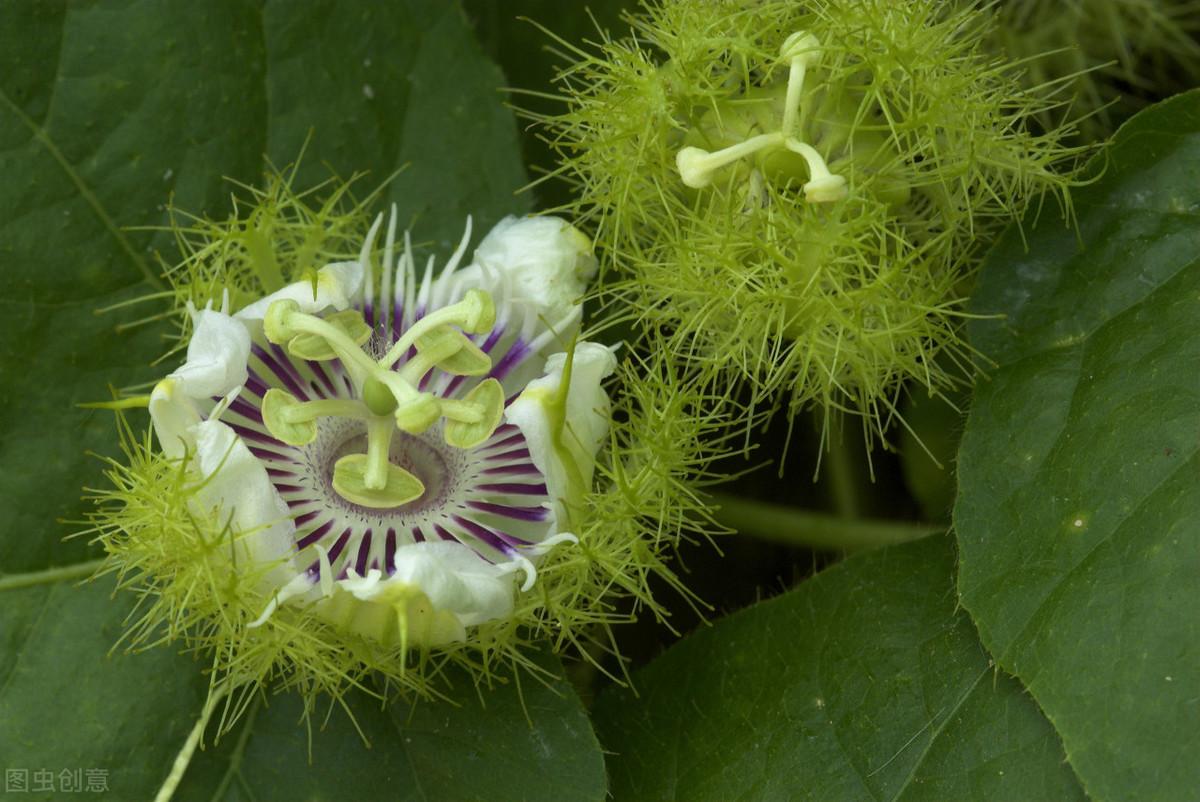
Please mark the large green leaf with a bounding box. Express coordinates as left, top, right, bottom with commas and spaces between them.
0, 573, 208, 801
173, 654, 604, 802
955, 90, 1200, 800
592, 536, 1084, 801
0, 2, 605, 800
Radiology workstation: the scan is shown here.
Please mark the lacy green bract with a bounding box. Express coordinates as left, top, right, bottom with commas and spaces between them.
537, 0, 1083, 441
85, 209, 661, 714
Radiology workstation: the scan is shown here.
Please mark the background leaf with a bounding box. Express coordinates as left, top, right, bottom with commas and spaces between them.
592, 536, 1084, 802
955, 89, 1200, 801
0, 575, 207, 801
0, 2, 608, 800
174, 653, 604, 802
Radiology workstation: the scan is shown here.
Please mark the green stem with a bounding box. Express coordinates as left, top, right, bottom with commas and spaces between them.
823, 434, 863, 519
709, 492, 942, 551
155, 683, 232, 802
0, 558, 105, 592
814, 409, 867, 519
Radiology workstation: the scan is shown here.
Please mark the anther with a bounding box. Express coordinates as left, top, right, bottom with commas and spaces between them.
785, 138, 848, 202
379, 289, 496, 369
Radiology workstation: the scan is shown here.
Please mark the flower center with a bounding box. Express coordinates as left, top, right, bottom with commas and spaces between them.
315, 419, 457, 514
258, 287, 503, 509
221, 282, 555, 583
675, 31, 849, 203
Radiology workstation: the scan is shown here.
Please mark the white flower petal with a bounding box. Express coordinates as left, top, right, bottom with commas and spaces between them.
190, 419, 296, 584
149, 378, 203, 459
234, 260, 364, 322
360, 543, 514, 623
308, 542, 516, 646
169, 308, 251, 399
504, 342, 617, 530
453, 215, 596, 332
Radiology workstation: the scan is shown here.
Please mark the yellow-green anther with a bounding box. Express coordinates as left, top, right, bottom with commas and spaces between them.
283, 310, 379, 379
261, 388, 318, 446
393, 393, 442, 434
400, 329, 492, 385
287, 309, 373, 362
784, 138, 848, 202
444, 378, 505, 449
362, 376, 398, 416
378, 289, 497, 369
331, 454, 425, 509
676, 132, 785, 189
398, 329, 465, 385
420, 329, 492, 376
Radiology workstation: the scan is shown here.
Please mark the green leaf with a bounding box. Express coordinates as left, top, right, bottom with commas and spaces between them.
592, 537, 1084, 802
463, 0, 636, 211
173, 654, 605, 802
0, 573, 208, 802
955, 89, 1200, 800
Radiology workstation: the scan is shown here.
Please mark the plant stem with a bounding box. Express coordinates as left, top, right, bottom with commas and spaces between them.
815, 411, 865, 519
709, 492, 942, 551
0, 558, 105, 592
155, 684, 231, 802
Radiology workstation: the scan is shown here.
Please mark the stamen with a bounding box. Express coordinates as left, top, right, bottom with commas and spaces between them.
378, 289, 496, 369
780, 32, 821, 137
674, 30, 847, 203
263, 300, 378, 382
398, 329, 491, 386
785, 138, 848, 202
444, 378, 505, 449
676, 133, 785, 189
285, 309, 372, 361
262, 389, 318, 445
331, 450, 426, 508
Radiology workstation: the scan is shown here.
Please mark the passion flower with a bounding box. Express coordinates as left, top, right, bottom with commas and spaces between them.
84, 206, 709, 734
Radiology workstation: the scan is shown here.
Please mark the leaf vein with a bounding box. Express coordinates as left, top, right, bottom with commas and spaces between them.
0, 87, 163, 291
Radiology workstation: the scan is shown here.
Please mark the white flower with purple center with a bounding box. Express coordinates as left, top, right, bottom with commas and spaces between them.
147, 210, 613, 648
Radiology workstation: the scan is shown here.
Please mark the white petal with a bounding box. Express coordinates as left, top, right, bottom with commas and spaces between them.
503, 342, 617, 530
310, 542, 516, 647
149, 378, 203, 459
453, 215, 596, 332
360, 542, 514, 624
234, 260, 364, 322
189, 419, 296, 584
168, 308, 251, 399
